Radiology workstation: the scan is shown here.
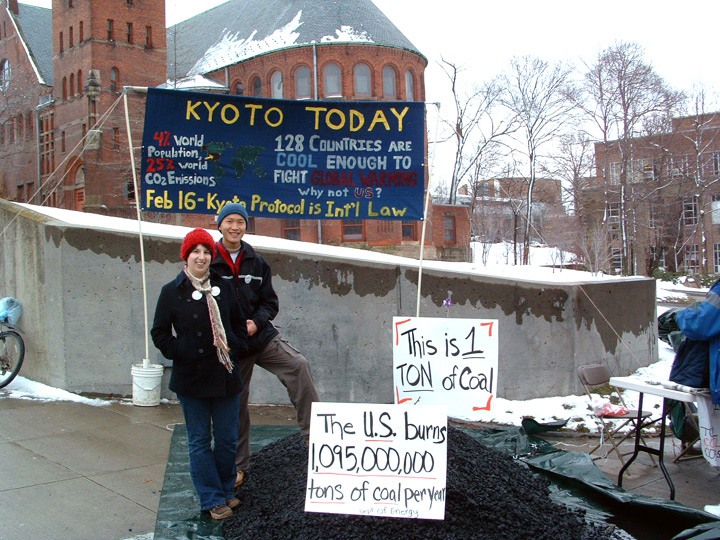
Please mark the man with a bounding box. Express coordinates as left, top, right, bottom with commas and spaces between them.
211, 203, 319, 488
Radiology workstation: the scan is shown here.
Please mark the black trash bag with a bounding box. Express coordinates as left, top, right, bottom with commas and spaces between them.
658, 307, 683, 346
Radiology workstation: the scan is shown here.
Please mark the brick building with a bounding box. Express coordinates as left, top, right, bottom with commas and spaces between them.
458, 177, 563, 245
0, 0, 470, 260
580, 112, 720, 276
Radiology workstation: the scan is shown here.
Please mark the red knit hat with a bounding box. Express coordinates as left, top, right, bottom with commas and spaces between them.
180, 228, 216, 261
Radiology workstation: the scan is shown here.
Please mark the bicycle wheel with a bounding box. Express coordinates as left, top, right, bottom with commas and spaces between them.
0, 330, 25, 389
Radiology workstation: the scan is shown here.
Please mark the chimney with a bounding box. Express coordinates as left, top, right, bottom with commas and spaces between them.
9, 0, 19, 16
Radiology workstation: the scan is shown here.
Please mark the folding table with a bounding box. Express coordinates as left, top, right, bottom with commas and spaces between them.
609, 376, 697, 500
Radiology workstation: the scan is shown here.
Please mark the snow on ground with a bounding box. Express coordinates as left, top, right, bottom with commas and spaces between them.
3, 378, 112, 406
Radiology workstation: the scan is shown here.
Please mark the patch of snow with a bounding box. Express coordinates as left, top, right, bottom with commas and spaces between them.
3, 376, 111, 405
320, 25, 373, 43
189, 12, 303, 76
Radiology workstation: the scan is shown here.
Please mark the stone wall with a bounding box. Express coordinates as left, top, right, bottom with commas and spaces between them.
0, 200, 658, 404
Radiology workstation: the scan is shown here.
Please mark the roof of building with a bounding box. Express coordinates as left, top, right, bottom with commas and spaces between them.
167, 0, 425, 78
158, 74, 229, 92
12, 0, 423, 91
15, 3, 53, 86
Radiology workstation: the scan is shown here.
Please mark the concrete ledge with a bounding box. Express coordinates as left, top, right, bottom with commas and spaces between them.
0, 200, 658, 403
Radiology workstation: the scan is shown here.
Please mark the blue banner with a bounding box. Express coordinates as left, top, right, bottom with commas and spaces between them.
140, 89, 426, 220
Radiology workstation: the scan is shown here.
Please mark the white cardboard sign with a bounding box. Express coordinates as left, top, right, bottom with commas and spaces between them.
392, 316, 499, 420
304, 402, 447, 520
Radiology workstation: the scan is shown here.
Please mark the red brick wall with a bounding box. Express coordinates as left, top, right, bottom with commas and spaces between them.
431, 203, 471, 258
51, 0, 166, 212
0, 5, 52, 200
212, 43, 426, 102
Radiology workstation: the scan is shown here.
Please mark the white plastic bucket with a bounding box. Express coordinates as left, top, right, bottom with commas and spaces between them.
131, 363, 164, 407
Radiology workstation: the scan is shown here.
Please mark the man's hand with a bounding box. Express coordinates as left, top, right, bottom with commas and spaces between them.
247, 319, 258, 336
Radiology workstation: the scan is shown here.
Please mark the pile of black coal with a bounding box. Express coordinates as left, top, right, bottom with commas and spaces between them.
225, 426, 619, 539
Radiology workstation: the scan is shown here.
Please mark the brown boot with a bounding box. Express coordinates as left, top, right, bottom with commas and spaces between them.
208, 504, 233, 520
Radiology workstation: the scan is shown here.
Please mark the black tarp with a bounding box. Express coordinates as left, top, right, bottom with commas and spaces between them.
460, 425, 720, 540
155, 423, 720, 540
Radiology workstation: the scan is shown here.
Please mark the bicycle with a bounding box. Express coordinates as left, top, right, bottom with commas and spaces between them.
0, 321, 25, 389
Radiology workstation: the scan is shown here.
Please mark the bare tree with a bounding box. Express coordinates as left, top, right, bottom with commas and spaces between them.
544, 133, 595, 215
432, 178, 450, 203
471, 199, 504, 265
583, 42, 684, 275
438, 59, 516, 204
500, 55, 577, 264
541, 207, 579, 270
492, 163, 527, 265
578, 221, 615, 275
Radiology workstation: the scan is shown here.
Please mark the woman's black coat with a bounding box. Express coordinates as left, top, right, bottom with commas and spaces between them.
151, 269, 248, 398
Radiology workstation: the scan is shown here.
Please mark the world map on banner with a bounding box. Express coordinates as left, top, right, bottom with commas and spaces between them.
140, 89, 426, 220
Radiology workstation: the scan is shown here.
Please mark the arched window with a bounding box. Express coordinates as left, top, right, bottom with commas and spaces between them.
69, 72, 75, 96
382, 66, 397, 99
294, 66, 311, 99
251, 76, 262, 97
110, 67, 119, 92
405, 70, 414, 101
62, 76, 67, 100
0, 58, 11, 90
271, 70, 283, 99
323, 62, 341, 98
234, 81, 244, 95
353, 63, 371, 97
77, 69, 82, 95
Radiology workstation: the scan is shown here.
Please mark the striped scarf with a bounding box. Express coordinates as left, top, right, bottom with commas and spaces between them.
183, 268, 233, 373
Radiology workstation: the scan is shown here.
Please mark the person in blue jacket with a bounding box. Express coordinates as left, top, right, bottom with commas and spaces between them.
675, 278, 720, 406
151, 228, 248, 520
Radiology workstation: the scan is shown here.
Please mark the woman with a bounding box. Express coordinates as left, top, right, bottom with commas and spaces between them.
151, 228, 248, 521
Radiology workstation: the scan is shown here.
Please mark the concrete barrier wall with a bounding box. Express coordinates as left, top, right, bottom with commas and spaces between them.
0, 200, 658, 403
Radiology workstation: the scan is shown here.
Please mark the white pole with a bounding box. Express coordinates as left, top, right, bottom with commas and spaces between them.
123, 87, 150, 368
416, 102, 441, 317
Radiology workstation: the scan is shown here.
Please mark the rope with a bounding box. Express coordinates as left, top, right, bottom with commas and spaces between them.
577, 284, 644, 369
